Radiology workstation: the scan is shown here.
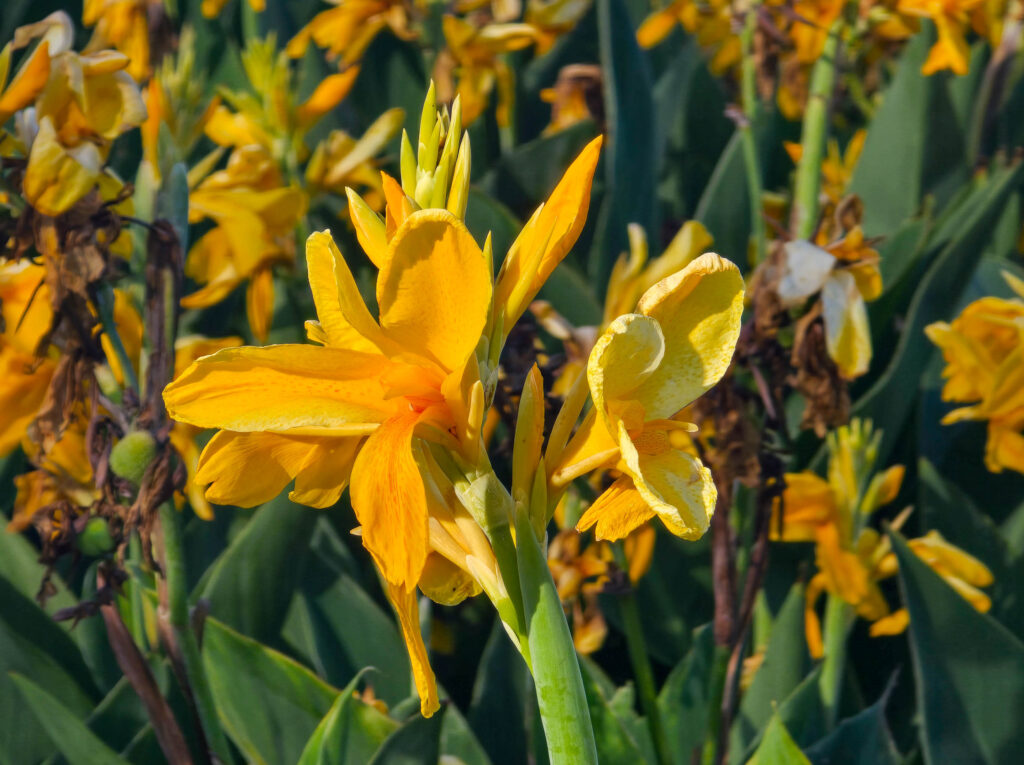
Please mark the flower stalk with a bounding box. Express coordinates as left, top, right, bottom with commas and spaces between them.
739, 0, 766, 265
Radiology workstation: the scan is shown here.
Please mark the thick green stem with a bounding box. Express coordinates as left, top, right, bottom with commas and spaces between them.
126, 533, 147, 648
739, 1, 766, 266
792, 18, 844, 239
158, 503, 232, 763
515, 511, 597, 765
613, 547, 671, 765
819, 593, 851, 730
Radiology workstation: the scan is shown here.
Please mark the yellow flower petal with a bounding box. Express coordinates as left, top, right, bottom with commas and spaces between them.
419, 552, 481, 606
771, 471, 836, 542
305, 230, 380, 353
296, 68, 360, 127
632, 252, 745, 419
23, 117, 103, 216
576, 476, 656, 541
383, 581, 440, 717
587, 313, 665, 430
194, 431, 356, 509
822, 270, 872, 379
378, 210, 492, 372
163, 345, 396, 433
636, 6, 682, 48
0, 348, 52, 457
618, 421, 716, 540
0, 40, 51, 122
351, 412, 429, 592
246, 267, 275, 343
869, 608, 910, 636
495, 136, 602, 332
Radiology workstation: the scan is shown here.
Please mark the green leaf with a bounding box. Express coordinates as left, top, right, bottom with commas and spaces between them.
297, 670, 397, 765
537, 261, 603, 328
468, 620, 530, 765
748, 714, 811, 765
366, 707, 446, 765
0, 515, 76, 615
694, 133, 749, 268
202, 617, 340, 765
804, 682, 901, 765
197, 493, 320, 645
11, 673, 130, 765
465, 189, 521, 266
736, 668, 824, 764
579, 661, 650, 763
155, 162, 190, 252
589, 0, 658, 289
731, 583, 810, 759
657, 623, 716, 764
890, 529, 1024, 763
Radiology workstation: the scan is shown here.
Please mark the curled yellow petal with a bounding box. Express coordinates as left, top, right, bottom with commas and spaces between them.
383, 581, 440, 718
576, 476, 656, 541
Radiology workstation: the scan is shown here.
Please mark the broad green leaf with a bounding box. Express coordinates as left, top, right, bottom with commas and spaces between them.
736, 668, 824, 764
465, 189, 521, 265
202, 617, 340, 765
468, 617, 530, 765
366, 707, 446, 765
804, 683, 901, 765
297, 670, 397, 765
657, 623, 717, 764
438, 694, 492, 765
537, 261, 603, 328
197, 493, 320, 645
0, 514, 75, 615
694, 133, 748, 268
891, 530, 1024, 764
11, 674, 130, 765
589, 0, 657, 289
747, 714, 811, 765
579, 660, 650, 763
731, 583, 810, 759
0, 574, 99, 763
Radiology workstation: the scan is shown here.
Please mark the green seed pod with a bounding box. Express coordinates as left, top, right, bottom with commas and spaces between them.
109, 430, 157, 486
77, 517, 115, 556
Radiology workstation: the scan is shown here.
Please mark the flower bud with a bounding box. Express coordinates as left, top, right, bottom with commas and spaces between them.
77, 517, 115, 556
110, 430, 157, 486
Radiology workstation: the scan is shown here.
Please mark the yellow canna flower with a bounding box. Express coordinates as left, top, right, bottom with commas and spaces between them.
637, 0, 740, 74
555, 253, 745, 542
785, 130, 866, 208
539, 64, 602, 135
771, 420, 993, 657
526, 0, 593, 53
925, 272, 1024, 474
82, 0, 153, 82
286, 0, 416, 66
201, 0, 266, 18
789, 0, 846, 63
4, 12, 146, 216
435, 15, 537, 127
897, 0, 985, 74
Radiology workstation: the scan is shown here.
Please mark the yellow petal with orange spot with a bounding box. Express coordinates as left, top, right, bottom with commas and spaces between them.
618, 421, 716, 541
163, 345, 396, 433
576, 476, 656, 540
377, 210, 491, 373
633, 252, 744, 419
351, 412, 430, 593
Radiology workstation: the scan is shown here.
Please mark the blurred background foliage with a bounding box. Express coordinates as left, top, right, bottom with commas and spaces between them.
2, 0, 1024, 763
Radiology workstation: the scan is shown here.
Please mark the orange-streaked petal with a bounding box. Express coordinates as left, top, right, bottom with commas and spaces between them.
163, 345, 395, 433
350, 412, 429, 592
377, 210, 491, 372
576, 476, 656, 540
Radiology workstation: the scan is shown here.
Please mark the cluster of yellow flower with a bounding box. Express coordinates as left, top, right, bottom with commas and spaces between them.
638, 0, 1015, 119
927, 272, 1024, 474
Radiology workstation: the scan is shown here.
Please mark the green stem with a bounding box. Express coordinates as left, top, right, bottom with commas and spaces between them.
739, 1, 766, 266
127, 533, 147, 648
515, 510, 597, 765
792, 18, 844, 239
701, 645, 731, 765
819, 594, 851, 730
95, 285, 140, 395
158, 503, 232, 764
613, 546, 671, 765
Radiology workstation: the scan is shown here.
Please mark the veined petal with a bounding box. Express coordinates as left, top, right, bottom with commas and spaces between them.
633, 252, 744, 419
587, 313, 665, 433
495, 136, 602, 332
305, 230, 380, 352
246, 267, 275, 344
822, 270, 872, 379
351, 412, 429, 592
383, 581, 440, 718
163, 345, 395, 432
378, 210, 491, 372
618, 421, 716, 540
576, 476, 656, 541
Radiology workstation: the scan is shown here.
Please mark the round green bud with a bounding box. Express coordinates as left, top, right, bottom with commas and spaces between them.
109, 430, 157, 486
77, 517, 115, 556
